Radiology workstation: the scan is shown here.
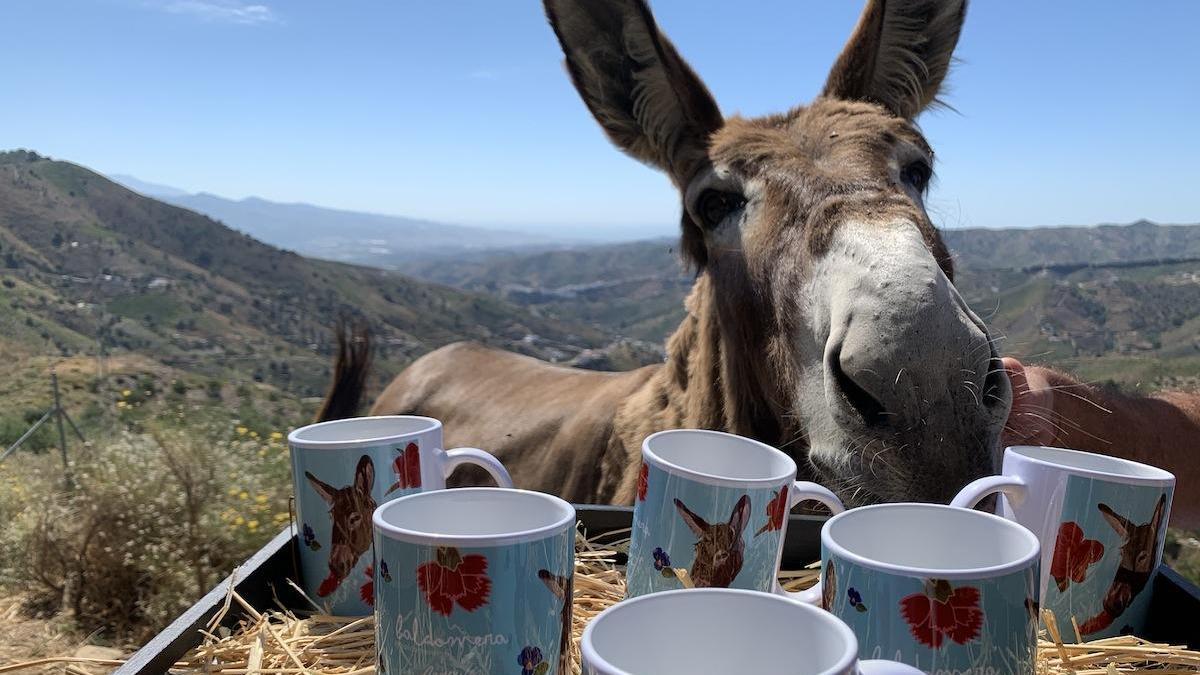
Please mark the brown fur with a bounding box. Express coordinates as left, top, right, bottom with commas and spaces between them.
318, 0, 1009, 507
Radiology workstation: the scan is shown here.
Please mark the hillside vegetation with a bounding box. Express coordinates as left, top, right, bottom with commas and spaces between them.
0, 150, 610, 400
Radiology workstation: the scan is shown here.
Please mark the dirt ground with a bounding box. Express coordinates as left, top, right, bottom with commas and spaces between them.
0, 595, 125, 674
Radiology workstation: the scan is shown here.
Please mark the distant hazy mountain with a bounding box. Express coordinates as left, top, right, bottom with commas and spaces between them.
108, 173, 192, 198
107, 174, 572, 266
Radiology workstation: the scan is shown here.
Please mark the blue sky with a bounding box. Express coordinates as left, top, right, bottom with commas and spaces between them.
1, 0, 1197, 237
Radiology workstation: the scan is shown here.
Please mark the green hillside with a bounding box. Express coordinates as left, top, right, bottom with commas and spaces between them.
0, 150, 610, 406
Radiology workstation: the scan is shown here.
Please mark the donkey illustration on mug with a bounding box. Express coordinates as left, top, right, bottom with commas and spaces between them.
306, 455, 377, 598
538, 568, 573, 674
673, 495, 751, 588
1079, 493, 1168, 635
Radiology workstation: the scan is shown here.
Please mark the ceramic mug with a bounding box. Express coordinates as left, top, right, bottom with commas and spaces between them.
373, 488, 575, 675
625, 429, 844, 598
952, 444, 1174, 639
582, 588, 924, 675
804, 503, 1041, 674
289, 415, 513, 615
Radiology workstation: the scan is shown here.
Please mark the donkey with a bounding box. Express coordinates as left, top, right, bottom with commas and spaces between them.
674, 495, 751, 588
317, 0, 1010, 508
306, 455, 377, 597
1079, 494, 1169, 634
537, 568, 574, 674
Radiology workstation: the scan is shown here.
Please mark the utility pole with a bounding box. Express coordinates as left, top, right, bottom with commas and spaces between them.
1, 369, 85, 490
51, 370, 73, 490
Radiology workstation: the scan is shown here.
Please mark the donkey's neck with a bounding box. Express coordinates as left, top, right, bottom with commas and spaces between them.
664, 274, 789, 445
612, 273, 801, 502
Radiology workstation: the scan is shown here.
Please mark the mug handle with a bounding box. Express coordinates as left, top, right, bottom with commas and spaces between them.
950, 475, 1029, 510
858, 660, 925, 674
441, 447, 515, 488
773, 481, 845, 604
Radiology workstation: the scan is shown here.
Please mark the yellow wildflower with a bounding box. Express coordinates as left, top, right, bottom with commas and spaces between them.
228, 487, 239, 496
116, 401, 127, 409
247, 520, 259, 531
234, 516, 245, 526
255, 494, 268, 504
236, 426, 248, 435
239, 491, 249, 501
270, 431, 284, 441
121, 389, 131, 397
249, 431, 259, 439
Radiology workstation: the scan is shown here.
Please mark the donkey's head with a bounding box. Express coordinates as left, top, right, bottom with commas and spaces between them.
675, 495, 750, 588
546, 0, 1009, 505
1097, 495, 1168, 615
306, 455, 377, 594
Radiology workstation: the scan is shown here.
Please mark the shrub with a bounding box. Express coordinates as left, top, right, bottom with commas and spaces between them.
0, 422, 292, 645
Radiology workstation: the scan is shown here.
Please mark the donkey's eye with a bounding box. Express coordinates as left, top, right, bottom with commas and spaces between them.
696, 189, 746, 228
900, 160, 932, 193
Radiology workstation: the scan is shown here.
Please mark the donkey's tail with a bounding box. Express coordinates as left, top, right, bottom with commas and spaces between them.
314, 318, 372, 423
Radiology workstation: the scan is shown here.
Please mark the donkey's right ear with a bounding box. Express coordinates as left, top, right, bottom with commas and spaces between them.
674, 498, 710, 536
543, 0, 722, 186
306, 471, 336, 505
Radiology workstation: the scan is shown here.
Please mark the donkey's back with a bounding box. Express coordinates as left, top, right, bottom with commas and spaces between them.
370, 342, 658, 501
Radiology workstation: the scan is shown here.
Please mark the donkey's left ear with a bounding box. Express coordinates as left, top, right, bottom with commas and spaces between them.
1098, 503, 1132, 538
822, 0, 967, 119
353, 455, 374, 494
543, 0, 722, 185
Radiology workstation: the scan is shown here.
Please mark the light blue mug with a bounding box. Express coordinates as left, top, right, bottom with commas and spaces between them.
373, 488, 576, 675
625, 429, 844, 598
952, 445, 1174, 639
288, 415, 513, 615
808, 503, 1041, 673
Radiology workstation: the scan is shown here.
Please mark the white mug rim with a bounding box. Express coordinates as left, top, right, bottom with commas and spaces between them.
822, 503, 1040, 581
581, 588, 857, 675
288, 415, 441, 450
372, 487, 576, 547
642, 429, 797, 489
1006, 444, 1175, 486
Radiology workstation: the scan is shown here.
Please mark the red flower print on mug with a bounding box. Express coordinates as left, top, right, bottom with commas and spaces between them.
900, 579, 983, 648
361, 564, 374, 606
387, 442, 422, 495
755, 485, 789, 536
637, 462, 648, 501
417, 546, 492, 616
1050, 521, 1105, 592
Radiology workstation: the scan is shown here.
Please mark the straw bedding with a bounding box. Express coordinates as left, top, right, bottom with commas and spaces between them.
10, 527, 1192, 674
163, 527, 1199, 674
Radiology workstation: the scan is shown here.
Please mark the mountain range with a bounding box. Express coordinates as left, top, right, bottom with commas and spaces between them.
108, 173, 571, 267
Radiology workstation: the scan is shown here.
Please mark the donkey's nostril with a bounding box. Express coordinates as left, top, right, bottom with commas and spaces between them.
828, 346, 888, 427
982, 356, 1008, 408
